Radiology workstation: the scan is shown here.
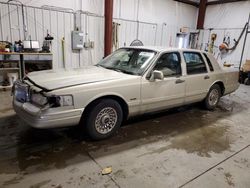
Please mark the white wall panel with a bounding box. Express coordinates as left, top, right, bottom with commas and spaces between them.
203, 1, 250, 67
26, 7, 37, 40
160, 24, 178, 47
57, 12, 65, 69
138, 22, 157, 46
205, 2, 250, 29
87, 15, 104, 64
81, 0, 104, 16
0, 3, 11, 41
8, 5, 20, 42
118, 20, 137, 47
0, 0, 198, 69
120, 0, 138, 20
50, 10, 59, 69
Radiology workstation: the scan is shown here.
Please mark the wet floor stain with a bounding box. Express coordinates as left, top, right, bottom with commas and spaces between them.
0, 107, 13, 114
168, 123, 232, 157
0, 97, 245, 179
113, 169, 127, 179
224, 172, 235, 186
30, 179, 51, 188
2, 175, 24, 186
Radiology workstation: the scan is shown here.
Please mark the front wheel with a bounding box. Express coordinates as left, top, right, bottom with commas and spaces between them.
204, 84, 221, 110
85, 99, 123, 140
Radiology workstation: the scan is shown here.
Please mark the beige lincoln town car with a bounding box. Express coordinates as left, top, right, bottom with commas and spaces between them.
13, 47, 239, 140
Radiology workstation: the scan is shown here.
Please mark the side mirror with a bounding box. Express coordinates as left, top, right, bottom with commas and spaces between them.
149, 70, 164, 82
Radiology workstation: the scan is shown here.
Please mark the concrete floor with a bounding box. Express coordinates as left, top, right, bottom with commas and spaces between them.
0, 85, 250, 188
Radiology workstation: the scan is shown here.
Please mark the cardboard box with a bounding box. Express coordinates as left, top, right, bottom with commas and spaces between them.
242, 60, 250, 72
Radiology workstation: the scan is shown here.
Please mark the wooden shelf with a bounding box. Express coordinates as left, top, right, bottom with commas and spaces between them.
0, 52, 52, 55
0, 68, 19, 71
0, 85, 12, 89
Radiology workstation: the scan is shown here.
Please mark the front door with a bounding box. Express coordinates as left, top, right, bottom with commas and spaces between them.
141, 52, 186, 113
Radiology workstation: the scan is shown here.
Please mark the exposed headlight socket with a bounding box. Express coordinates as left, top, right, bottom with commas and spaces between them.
48, 96, 61, 107
48, 95, 73, 107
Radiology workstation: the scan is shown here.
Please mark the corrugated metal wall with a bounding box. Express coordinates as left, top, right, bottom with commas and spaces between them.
198, 28, 250, 67
0, 2, 158, 69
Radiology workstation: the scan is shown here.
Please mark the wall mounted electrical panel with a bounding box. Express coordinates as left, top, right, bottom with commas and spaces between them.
71, 31, 84, 50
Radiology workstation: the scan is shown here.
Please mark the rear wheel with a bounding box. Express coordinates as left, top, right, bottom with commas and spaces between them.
204, 84, 221, 110
85, 99, 123, 140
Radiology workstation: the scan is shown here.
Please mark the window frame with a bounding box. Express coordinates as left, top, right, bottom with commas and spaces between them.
151, 52, 182, 78
203, 53, 214, 72
183, 51, 208, 75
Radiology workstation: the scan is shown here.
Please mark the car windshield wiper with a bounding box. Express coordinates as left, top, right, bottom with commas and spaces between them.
95, 64, 105, 68
105, 67, 136, 75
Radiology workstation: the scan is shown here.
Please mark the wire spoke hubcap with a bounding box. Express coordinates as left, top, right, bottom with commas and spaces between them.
208, 89, 219, 106
95, 107, 117, 134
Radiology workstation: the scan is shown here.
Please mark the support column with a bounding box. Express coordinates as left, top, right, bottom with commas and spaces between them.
197, 0, 207, 29
104, 0, 113, 57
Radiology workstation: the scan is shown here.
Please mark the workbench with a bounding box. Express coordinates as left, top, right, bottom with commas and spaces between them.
0, 52, 52, 89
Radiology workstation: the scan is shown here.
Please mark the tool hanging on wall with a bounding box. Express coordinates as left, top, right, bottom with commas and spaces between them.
219, 22, 249, 53
41, 30, 54, 53
208, 33, 217, 54
61, 37, 65, 68
112, 22, 120, 50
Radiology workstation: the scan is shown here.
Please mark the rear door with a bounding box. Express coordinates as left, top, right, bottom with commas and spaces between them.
183, 51, 211, 104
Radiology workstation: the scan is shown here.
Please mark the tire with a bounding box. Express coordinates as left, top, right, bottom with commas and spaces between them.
85, 99, 123, 140
204, 84, 221, 110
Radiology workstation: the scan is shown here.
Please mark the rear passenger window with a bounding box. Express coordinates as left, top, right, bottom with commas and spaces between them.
203, 53, 214, 72
183, 52, 207, 75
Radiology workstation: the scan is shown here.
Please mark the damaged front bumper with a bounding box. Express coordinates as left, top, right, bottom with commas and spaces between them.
13, 99, 83, 129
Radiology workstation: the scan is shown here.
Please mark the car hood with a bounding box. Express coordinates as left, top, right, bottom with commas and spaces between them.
25, 66, 130, 91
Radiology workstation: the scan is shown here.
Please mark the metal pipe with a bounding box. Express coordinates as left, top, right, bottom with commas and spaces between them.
160, 23, 167, 46
23, 4, 28, 39
239, 13, 250, 69
104, 0, 113, 57
7, 4, 13, 42
6, 0, 27, 40
113, 17, 157, 26
136, 0, 140, 39
16, 5, 21, 39
0, 8, 3, 40
33, 8, 37, 40
203, 27, 244, 30
154, 25, 157, 45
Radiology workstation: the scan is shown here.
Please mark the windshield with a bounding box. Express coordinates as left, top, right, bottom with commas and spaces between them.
97, 48, 156, 75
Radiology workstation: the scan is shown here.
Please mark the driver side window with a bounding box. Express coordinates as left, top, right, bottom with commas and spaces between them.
153, 52, 182, 77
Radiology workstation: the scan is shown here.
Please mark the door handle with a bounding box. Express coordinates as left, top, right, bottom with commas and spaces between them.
204, 75, 210, 79
175, 79, 185, 84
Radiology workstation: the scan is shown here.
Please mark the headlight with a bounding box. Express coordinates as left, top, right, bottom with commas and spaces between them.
31, 93, 48, 106
48, 95, 74, 107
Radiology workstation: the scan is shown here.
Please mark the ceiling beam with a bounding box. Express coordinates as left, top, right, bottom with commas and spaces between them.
207, 0, 248, 5
174, 0, 199, 7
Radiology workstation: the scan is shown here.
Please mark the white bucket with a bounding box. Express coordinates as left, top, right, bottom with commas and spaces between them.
7, 73, 18, 86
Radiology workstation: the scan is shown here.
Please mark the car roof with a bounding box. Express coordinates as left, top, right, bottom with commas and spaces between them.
122, 46, 207, 53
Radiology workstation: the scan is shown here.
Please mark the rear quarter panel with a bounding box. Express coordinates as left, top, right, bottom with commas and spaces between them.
207, 53, 239, 95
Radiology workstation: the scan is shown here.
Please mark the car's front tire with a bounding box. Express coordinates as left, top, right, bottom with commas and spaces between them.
85, 99, 123, 140
204, 84, 221, 110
